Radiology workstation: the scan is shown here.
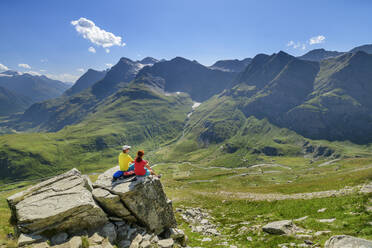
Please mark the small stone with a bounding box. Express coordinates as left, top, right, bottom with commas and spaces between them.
247, 236, 253, 241
304, 240, 314, 245
295, 234, 312, 239
158, 238, 174, 248
314, 231, 332, 236
318, 218, 336, 223
295, 216, 308, 221
206, 228, 220, 236
150, 235, 159, 243
317, 208, 327, 213
169, 228, 185, 239
201, 219, 209, 224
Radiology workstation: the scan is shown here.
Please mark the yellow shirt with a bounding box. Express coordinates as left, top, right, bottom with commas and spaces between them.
119, 152, 133, 171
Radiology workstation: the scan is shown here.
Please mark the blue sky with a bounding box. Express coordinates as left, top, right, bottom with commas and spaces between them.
0, 0, 371, 82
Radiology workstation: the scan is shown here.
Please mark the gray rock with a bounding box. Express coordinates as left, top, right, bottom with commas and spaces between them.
95, 167, 177, 234
30, 242, 50, 248
118, 240, 132, 248
89, 233, 105, 244
140, 240, 151, 248
262, 220, 300, 235
68, 236, 83, 248
18, 233, 44, 246
317, 208, 327, 213
158, 238, 174, 248
324, 235, 372, 248
130, 234, 143, 248
361, 182, 372, 194
93, 188, 136, 222
202, 237, 212, 242
99, 222, 117, 244
318, 218, 336, 223
51, 232, 68, 245
314, 230, 331, 236
7, 169, 107, 235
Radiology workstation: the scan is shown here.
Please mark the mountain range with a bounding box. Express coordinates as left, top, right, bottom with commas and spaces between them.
1, 44, 372, 181
0, 71, 69, 115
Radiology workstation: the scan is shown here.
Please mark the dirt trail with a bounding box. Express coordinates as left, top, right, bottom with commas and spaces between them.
197, 182, 371, 201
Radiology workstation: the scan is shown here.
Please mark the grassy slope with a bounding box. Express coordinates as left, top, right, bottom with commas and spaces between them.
1, 156, 371, 247
0, 84, 192, 183
154, 92, 372, 169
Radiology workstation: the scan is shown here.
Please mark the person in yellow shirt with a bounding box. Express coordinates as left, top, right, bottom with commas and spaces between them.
119, 145, 135, 172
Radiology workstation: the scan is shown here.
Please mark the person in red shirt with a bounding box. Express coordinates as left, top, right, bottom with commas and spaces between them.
134, 150, 158, 177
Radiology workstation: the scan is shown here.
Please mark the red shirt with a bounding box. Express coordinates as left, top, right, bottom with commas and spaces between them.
134, 159, 148, 176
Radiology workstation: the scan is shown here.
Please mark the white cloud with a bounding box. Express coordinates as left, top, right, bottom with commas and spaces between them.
40, 69, 46, 72
71, 17, 125, 49
106, 63, 113, 68
105, 48, 110, 53
88, 46, 96, 53
0, 63, 8, 71
40, 58, 48, 63
309, 35, 326, 45
77, 68, 85, 72
18, 63, 31, 69
45, 73, 80, 83
287, 40, 304, 49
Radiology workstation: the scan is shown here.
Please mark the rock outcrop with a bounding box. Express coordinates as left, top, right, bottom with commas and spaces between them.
8, 167, 184, 247
262, 220, 303, 235
324, 235, 372, 248
94, 166, 177, 235
7, 168, 107, 235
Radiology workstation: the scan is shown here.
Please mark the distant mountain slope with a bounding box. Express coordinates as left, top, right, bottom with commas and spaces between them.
64, 69, 106, 96
134, 57, 237, 102
0, 83, 192, 181
0, 71, 69, 103
349, 44, 372, 54
210, 58, 252, 72
9, 57, 149, 132
285, 51, 372, 143
0, 86, 31, 115
172, 51, 372, 145
298, 48, 344, 61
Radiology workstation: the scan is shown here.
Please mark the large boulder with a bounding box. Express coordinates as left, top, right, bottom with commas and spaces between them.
324, 235, 372, 248
262, 220, 302, 235
94, 166, 177, 234
92, 188, 137, 222
7, 168, 108, 236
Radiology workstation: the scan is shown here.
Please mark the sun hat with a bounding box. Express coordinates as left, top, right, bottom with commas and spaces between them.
122, 145, 131, 150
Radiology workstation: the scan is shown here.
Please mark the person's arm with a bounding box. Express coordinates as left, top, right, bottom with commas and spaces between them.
145, 161, 157, 175
129, 155, 134, 163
